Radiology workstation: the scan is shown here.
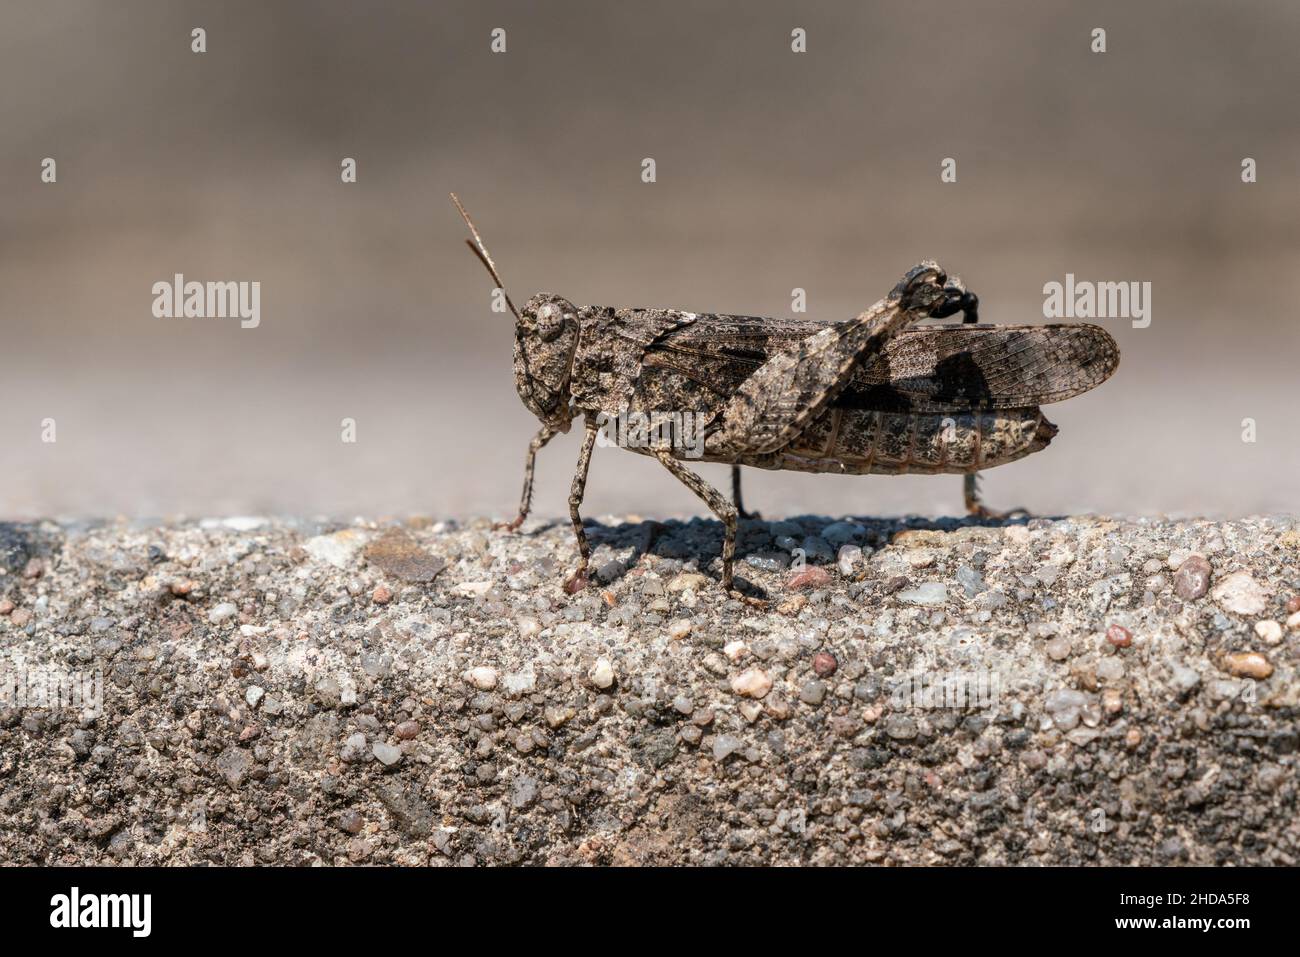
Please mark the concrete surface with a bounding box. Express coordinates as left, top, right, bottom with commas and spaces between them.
0, 512, 1296, 865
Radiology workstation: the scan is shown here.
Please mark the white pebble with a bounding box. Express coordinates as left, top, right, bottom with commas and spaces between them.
208, 602, 238, 624
466, 666, 498, 690
731, 668, 773, 699
1254, 619, 1283, 645
589, 657, 616, 690
1211, 572, 1268, 616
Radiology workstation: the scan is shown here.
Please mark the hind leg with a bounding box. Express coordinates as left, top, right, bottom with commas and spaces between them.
932, 287, 1024, 520
730, 465, 761, 520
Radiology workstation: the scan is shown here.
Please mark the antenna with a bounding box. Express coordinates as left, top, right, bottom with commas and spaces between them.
450, 193, 520, 320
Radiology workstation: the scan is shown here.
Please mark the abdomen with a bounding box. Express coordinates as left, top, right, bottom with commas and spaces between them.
767, 407, 1056, 475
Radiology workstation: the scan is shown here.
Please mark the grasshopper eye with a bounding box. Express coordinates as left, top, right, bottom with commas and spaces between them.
535, 302, 567, 341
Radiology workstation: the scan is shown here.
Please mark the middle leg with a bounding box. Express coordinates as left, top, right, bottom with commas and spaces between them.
657, 451, 739, 591
730, 464, 760, 521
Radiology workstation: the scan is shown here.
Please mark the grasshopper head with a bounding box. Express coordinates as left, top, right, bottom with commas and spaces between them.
514, 293, 580, 429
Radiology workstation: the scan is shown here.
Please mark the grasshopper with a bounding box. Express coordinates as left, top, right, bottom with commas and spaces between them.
451, 195, 1119, 597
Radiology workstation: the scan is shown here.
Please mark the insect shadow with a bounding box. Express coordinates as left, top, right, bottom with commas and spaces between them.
560, 509, 1050, 597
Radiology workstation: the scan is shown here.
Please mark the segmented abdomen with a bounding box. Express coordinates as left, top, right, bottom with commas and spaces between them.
778, 408, 1055, 475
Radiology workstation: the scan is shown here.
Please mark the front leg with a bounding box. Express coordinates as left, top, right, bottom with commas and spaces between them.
495, 424, 557, 531
562, 418, 599, 594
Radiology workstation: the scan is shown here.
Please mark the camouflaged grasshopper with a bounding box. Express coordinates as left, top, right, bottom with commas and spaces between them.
452, 195, 1119, 597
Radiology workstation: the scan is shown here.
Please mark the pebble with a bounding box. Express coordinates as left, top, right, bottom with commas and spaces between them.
1254, 620, 1283, 645
799, 680, 827, 706
776, 595, 808, 616
208, 602, 239, 624
1169, 663, 1201, 694
731, 668, 773, 699
956, 565, 986, 596
394, 720, 419, 740
821, 522, 866, 546
812, 651, 838, 677
466, 666, 498, 691
516, 616, 541, 639
712, 734, 743, 761
588, 657, 616, 690
1287, 610, 1300, 631
544, 706, 575, 728
245, 686, 264, 708
786, 566, 831, 591
1222, 651, 1272, 680
1096, 657, 1124, 682
501, 670, 536, 696
372, 585, 393, 605
363, 528, 447, 582
340, 732, 368, 762
667, 619, 692, 640
723, 640, 749, 662
1211, 572, 1268, 615
215, 747, 252, 788
1045, 637, 1071, 661
303, 529, 367, 568
902, 549, 937, 569
1106, 624, 1132, 648
372, 741, 402, 766
885, 715, 917, 740
897, 582, 947, 606
801, 536, 835, 563
745, 551, 790, 572
1288, 595, 1300, 615
667, 572, 710, 593
1172, 554, 1212, 600
1044, 688, 1087, 730
837, 545, 863, 576
764, 696, 792, 720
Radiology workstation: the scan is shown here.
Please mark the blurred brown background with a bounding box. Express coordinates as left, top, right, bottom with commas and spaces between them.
2, 0, 1297, 521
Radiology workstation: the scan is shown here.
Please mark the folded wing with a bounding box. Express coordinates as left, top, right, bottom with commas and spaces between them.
644, 317, 1119, 413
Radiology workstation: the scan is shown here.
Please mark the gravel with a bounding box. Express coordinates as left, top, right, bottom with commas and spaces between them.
0, 512, 1297, 865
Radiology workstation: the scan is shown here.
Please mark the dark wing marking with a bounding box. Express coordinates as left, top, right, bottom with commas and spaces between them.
643, 316, 1119, 412
852, 323, 1120, 411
